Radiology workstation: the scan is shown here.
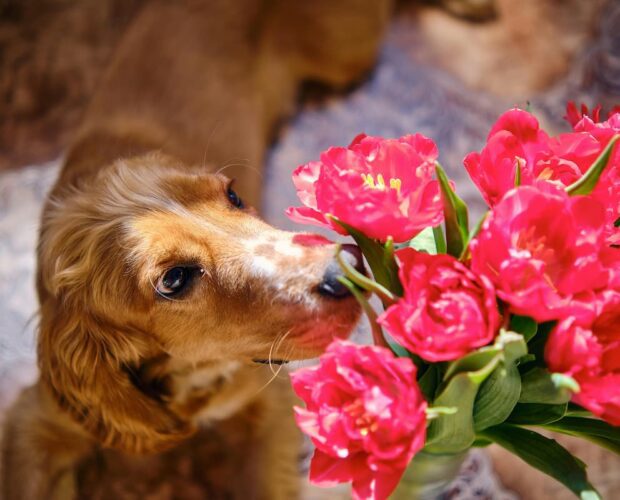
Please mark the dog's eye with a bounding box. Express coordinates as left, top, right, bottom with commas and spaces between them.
227, 186, 244, 209
157, 267, 191, 297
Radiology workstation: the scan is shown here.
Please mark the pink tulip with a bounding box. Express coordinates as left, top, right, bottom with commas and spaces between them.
546, 291, 620, 425
290, 341, 427, 500
465, 107, 620, 244
463, 108, 549, 206
573, 110, 620, 244
286, 134, 443, 242
378, 249, 500, 362
470, 183, 617, 322
565, 101, 620, 129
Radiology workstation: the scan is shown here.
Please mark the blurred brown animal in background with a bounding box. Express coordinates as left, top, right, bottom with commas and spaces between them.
406, 0, 604, 98
0, 0, 603, 171
0, 0, 391, 498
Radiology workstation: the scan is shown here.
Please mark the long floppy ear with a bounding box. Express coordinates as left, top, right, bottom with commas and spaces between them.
37, 298, 193, 454
36, 165, 193, 453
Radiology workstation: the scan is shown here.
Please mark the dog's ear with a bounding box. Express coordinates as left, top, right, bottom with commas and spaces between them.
36, 172, 193, 453
37, 297, 193, 454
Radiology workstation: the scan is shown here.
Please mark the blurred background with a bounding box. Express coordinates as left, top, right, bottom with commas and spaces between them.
1, 0, 619, 498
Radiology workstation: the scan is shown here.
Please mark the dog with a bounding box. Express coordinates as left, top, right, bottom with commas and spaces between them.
1, 0, 392, 498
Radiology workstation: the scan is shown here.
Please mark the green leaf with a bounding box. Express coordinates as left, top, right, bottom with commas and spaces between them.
472, 437, 493, 447
381, 237, 402, 296
426, 406, 458, 419
507, 403, 568, 425
468, 332, 527, 433
418, 363, 441, 401
518, 353, 536, 365
515, 159, 523, 186
443, 349, 501, 381
425, 354, 501, 453
510, 315, 538, 342
566, 134, 620, 195
523, 321, 554, 367
330, 217, 402, 296
388, 341, 413, 360
444, 330, 527, 381
541, 416, 620, 456
470, 212, 488, 240
480, 424, 601, 499
474, 361, 521, 431
566, 403, 595, 418
519, 367, 577, 404
426, 331, 527, 453
432, 225, 447, 254
409, 226, 437, 254
500, 331, 530, 364
435, 163, 469, 258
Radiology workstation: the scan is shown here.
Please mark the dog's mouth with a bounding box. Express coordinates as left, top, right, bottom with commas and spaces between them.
252, 358, 289, 365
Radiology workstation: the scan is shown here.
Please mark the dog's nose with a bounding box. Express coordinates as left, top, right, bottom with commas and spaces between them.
318, 244, 365, 299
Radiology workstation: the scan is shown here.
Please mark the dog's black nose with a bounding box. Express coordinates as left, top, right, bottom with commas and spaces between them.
318, 244, 365, 299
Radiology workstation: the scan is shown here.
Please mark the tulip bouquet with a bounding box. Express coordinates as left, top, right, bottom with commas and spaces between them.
286, 104, 620, 500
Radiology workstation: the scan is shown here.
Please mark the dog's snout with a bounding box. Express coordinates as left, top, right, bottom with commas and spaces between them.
317, 244, 365, 299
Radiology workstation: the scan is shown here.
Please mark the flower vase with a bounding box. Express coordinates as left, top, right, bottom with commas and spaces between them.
391, 451, 466, 500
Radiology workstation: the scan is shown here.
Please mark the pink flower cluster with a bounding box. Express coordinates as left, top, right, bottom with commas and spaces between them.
546, 292, 620, 425
286, 133, 443, 242
465, 106, 620, 425
378, 248, 500, 362
469, 183, 616, 323
291, 341, 427, 500
465, 107, 620, 243
287, 104, 620, 500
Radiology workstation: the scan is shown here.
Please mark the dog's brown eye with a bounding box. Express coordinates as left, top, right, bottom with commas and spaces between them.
157, 267, 190, 297
227, 186, 244, 209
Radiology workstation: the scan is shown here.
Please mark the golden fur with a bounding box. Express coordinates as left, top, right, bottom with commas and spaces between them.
1, 1, 392, 498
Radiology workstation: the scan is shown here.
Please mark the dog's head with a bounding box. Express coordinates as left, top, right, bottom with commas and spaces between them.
37, 153, 363, 452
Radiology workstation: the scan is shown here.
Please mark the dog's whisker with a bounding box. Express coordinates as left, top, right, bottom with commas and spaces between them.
215, 162, 263, 180
202, 121, 224, 169
267, 334, 281, 375
268, 328, 293, 375
214, 161, 247, 173
251, 363, 284, 399
274, 328, 293, 355
273, 336, 293, 369
214, 162, 253, 175
221, 156, 251, 165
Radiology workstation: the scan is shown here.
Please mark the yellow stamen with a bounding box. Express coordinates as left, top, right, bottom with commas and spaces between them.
361, 173, 402, 194
537, 167, 554, 181
376, 173, 386, 189
361, 173, 375, 188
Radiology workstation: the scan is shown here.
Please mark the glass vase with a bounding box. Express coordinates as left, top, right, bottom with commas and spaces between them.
390, 451, 467, 500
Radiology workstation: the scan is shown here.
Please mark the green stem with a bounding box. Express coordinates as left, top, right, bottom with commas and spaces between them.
566, 135, 620, 195
432, 225, 447, 254
336, 277, 390, 349
335, 245, 396, 305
